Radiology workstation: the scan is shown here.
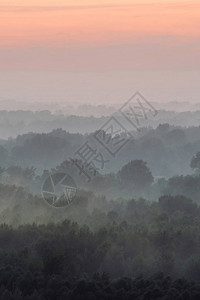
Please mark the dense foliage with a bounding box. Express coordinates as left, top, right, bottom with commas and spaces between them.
0, 190, 199, 298
0, 270, 199, 299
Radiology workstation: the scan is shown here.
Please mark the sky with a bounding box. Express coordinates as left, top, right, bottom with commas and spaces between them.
0, 0, 199, 104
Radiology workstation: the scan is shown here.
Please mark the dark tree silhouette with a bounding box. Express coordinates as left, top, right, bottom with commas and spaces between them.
118, 160, 153, 190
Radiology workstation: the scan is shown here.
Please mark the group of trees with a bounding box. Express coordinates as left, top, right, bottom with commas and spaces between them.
0, 270, 199, 299
1, 109, 200, 139
0, 181, 200, 281
1, 123, 200, 177
0, 196, 199, 299
1, 155, 200, 203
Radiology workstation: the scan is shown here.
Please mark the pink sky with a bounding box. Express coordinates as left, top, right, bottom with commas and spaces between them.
0, 1, 199, 103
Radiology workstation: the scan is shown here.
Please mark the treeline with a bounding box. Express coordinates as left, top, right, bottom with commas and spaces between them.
0, 270, 199, 299
0, 216, 199, 299
1, 109, 200, 139
1, 157, 200, 203
0, 179, 199, 298
0, 184, 200, 280
1, 124, 200, 177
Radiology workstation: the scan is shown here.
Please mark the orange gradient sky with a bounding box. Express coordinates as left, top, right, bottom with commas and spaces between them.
0, 0, 199, 103
0, 0, 200, 69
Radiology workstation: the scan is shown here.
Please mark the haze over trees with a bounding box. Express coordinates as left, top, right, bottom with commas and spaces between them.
1, 109, 200, 138
0, 109, 199, 298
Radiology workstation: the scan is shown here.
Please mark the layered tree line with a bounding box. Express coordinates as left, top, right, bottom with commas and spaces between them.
0, 124, 200, 298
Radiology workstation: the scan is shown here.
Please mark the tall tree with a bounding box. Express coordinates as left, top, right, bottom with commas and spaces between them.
118, 160, 153, 190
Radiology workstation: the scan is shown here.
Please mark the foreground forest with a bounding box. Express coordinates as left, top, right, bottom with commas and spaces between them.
0, 196, 200, 299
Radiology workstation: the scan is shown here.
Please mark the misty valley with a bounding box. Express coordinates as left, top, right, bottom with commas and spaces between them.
0, 111, 199, 299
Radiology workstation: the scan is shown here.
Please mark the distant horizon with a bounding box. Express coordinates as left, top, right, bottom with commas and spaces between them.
1, 95, 200, 115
